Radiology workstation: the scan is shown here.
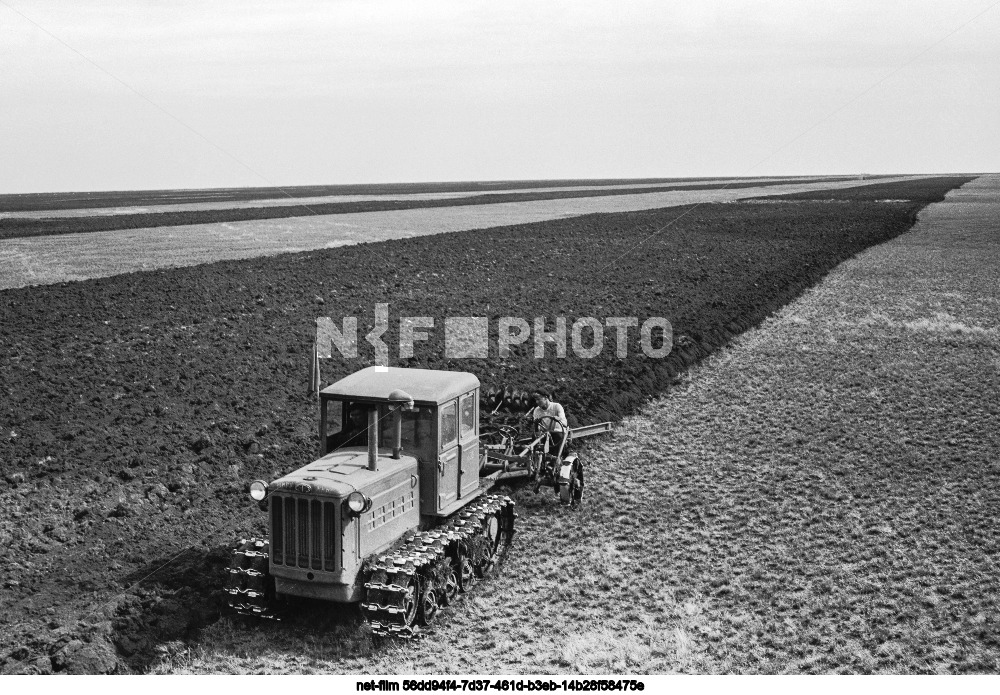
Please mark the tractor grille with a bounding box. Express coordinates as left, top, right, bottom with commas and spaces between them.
270, 495, 339, 571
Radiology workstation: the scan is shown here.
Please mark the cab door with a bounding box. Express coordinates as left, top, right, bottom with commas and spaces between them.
458, 391, 479, 499
437, 399, 460, 510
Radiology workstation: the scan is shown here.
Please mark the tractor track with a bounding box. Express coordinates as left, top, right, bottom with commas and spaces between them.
221, 495, 515, 637
363, 494, 515, 638
223, 539, 280, 621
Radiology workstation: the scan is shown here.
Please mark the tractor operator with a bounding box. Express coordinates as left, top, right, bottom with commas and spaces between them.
331, 404, 369, 449
528, 390, 568, 457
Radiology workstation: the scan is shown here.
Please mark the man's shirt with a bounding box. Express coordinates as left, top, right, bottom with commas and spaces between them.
529, 402, 567, 432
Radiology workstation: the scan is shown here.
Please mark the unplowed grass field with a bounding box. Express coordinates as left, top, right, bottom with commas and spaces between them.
0, 175, 986, 674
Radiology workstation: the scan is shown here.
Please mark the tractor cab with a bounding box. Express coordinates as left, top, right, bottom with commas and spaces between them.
319, 366, 483, 518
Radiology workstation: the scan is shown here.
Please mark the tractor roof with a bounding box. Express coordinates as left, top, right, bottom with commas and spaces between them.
321, 366, 480, 405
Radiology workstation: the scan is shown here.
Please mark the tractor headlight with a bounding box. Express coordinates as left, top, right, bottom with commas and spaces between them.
249, 480, 268, 501
346, 491, 371, 515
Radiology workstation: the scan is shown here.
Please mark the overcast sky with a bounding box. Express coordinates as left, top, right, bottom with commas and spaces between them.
1, 0, 997, 193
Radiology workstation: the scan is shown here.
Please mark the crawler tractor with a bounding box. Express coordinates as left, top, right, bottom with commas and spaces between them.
224, 366, 609, 636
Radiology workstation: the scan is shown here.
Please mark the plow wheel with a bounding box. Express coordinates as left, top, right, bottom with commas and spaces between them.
419, 581, 439, 625
481, 424, 518, 453
559, 461, 584, 508
440, 558, 460, 606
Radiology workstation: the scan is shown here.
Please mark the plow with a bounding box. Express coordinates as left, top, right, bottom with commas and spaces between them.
480, 419, 612, 505
478, 386, 611, 506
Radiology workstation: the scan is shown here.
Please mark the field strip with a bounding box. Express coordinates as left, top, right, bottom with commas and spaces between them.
0, 176, 845, 219
0, 175, 925, 291
0, 177, 788, 213
559, 174, 998, 672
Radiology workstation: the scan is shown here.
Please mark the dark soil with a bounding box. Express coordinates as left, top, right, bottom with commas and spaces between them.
754, 175, 975, 202
0, 176, 853, 213
1, 176, 856, 241
0, 176, 972, 673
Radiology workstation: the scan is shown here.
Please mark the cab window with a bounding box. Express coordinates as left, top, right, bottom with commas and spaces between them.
440, 402, 458, 450
460, 393, 476, 439
324, 399, 372, 452
322, 399, 343, 453
378, 404, 434, 456
325, 399, 343, 433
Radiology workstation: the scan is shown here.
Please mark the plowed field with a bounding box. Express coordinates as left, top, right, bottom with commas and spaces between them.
0, 176, 920, 291
0, 175, 976, 673
0, 177, 861, 240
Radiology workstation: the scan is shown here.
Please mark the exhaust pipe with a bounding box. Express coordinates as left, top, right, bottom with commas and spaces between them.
367, 407, 378, 471
392, 407, 402, 460
387, 389, 414, 461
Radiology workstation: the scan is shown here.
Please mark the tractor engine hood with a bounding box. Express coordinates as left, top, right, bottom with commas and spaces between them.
269, 447, 419, 499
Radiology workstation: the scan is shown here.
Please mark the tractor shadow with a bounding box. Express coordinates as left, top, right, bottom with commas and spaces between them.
110, 544, 379, 671
109, 544, 232, 673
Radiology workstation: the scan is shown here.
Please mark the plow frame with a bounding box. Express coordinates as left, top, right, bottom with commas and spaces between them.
479, 419, 612, 482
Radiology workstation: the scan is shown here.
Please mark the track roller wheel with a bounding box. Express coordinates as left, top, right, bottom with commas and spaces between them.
419, 582, 439, 625
440, 558, 459, 606
400, 575, 419, 628
476, 513, 502, 578
457, 554, 477, 593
